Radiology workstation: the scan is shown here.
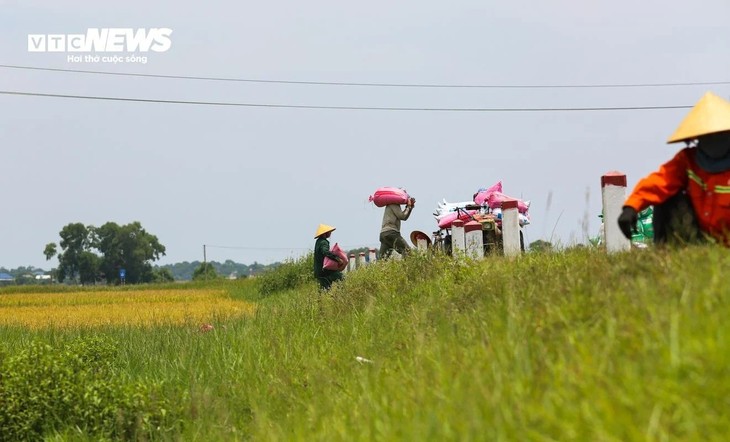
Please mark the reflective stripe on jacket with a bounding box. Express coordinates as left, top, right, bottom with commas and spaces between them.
624, 147, 730, 244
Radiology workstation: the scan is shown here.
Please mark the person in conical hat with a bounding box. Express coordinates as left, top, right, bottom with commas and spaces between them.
618, 91, 730, 245
313, 224, 344, 290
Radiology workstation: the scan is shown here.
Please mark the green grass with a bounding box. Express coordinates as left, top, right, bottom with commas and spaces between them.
1, 246, 729, 440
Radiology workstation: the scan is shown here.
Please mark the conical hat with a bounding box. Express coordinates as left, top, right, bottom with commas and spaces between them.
314, 224, 336, 238
410, 230, 432, 247
667, 92, 730, 143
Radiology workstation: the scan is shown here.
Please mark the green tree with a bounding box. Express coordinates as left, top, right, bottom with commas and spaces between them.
192, 263, 219, 281
55, 223, 95, 283
78, 251, 102, 285
48, 221, 165, 285
529, 240, 554, 253
14, 274, 35, 286
94, 221, 166, 284
43, 243, 57, 261
152, 267, 175, 283
43, 243, 58, 283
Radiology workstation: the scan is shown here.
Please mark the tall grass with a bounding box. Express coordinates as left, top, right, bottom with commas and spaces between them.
1, 247, 729, 440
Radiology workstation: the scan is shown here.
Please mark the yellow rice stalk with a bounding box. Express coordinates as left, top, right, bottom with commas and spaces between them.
0, 289, 255, 329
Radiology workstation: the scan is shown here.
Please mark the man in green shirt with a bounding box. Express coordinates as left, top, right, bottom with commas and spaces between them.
313, 224, 344, 290
378, 197, 416, 259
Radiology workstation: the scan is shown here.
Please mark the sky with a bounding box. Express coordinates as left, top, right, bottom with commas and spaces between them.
2, 0, 730, 270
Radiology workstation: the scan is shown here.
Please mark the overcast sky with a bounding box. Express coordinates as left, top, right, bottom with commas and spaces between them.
2, 0, 730, 270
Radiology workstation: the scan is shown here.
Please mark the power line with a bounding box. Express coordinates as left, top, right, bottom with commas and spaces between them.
205, 244, 310, 251
0, 90, 693, 112
2, 64, 729, 89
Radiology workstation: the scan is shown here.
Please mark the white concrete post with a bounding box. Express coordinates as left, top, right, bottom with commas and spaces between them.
602, 172, 631, 253
368, 248, 377, 263
465, 221, 484, 259
451, 219, 466, 256
348, 253, 356, 271
358, 252, 366, 268
501, 200, 521, 257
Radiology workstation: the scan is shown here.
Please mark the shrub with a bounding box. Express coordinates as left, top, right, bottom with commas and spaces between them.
152, 267, 175, 283
192, 263, 220, 281
0, 336, 183, 440
257, 254, 314, 296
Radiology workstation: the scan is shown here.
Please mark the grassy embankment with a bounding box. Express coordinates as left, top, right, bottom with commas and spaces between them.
0, 246, 728, 440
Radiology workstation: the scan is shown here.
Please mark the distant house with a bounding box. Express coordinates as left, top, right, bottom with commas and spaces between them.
33, 270, 51, 281
0, 272, 14, 283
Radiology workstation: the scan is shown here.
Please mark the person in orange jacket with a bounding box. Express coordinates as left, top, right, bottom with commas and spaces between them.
618, 92, 730, 245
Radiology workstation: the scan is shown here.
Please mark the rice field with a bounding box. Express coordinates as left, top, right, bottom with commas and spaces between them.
0, 288, 255, 329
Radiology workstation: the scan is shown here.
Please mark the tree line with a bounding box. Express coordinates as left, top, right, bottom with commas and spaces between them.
157, 260, 278, 281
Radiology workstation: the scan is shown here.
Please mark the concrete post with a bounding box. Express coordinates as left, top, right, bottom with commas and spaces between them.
501, 200, 521, 257
465, 221, 484, 259
358, 252, 366, 268
452, 219, 466, 256
602, 172, 631, 253
349, 253, 356, 271
369, 248, 377, 263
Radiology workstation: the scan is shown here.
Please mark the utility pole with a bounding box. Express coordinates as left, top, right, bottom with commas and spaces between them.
203, 244, 207, 281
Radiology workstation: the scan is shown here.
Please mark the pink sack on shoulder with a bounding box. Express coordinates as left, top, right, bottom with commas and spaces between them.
323, 243, 348, 271
368, 187, 410, 207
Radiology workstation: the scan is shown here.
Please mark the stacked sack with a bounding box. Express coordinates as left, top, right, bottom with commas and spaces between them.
433, 180, 531, 229
433, 201, 477, 229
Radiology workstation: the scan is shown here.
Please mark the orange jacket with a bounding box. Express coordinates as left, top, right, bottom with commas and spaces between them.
624, 147, 730, 244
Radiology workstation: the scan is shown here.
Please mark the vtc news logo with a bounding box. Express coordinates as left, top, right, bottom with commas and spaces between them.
28, 28, 173, 52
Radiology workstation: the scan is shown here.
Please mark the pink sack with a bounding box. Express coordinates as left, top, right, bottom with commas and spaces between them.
437, 210, 477, 229
323, 243, 348, 271
486, 192, 530, 213
473, 181, 503, 205
369, 187, 410, 207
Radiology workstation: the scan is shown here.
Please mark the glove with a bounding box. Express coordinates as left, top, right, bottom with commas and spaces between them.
617, 206, 638, 240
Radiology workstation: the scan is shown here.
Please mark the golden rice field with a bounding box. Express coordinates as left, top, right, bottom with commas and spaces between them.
0, 288, 255, 329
